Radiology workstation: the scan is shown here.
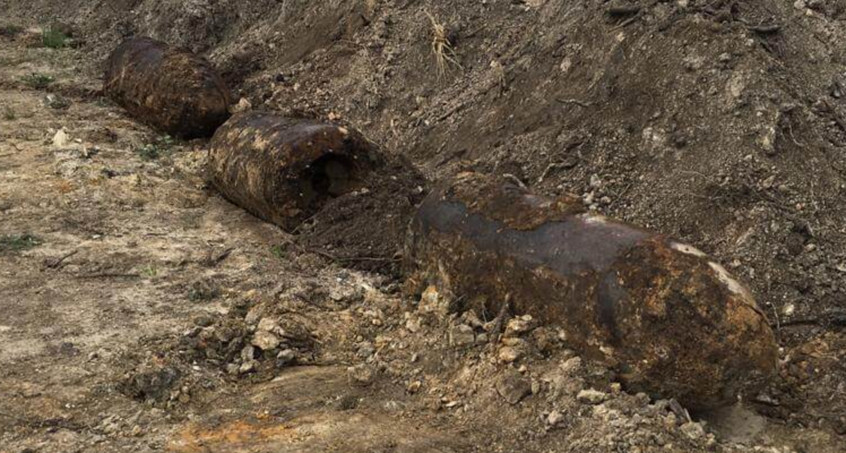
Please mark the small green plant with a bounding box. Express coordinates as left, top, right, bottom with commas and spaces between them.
270, 244, 287, 260
0, 234, 42, 253
135, 135, 175, 161
141, 264, 158, 278
41, 27, 69, 49
0, 24, 24, 38
21, 72, 55, 90
2, 106, 15, 121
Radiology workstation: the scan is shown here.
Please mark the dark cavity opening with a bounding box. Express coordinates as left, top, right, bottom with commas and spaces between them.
298, 154, 363, 208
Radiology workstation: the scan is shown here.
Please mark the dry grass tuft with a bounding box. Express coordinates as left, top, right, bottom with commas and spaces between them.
425, 10, 462, 78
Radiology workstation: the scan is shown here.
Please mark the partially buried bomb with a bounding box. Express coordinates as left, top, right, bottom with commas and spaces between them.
104, 37, 232, 138
207, 111, 384, 231
404, 172, 778, 410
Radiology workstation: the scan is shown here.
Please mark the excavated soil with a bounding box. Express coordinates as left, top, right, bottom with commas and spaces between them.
0, 1, 844, 452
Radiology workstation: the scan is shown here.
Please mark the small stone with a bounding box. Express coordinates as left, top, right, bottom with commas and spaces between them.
450, 324, 475, 346
498, 346, 521, 363
251, 331, 281, 351
406, 380, 422, 394
496, 369, 532, 405
348, 365, 375, 386
240, 345, 256, 362
577, 389, 606, 404
505, 315, 535, 337
404, 317, 421, 333
256, 317, 278, 332
225, 363, 239, 375
193, 315, 214, 327
276, 348, 296, 366
52, 129, 69, 148
547, 410, 564, 427
680, 421, 706, 440
239, 360, 256, 374
230, 97, 252, 114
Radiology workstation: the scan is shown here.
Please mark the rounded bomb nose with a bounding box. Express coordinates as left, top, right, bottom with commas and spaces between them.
404, 172, 778, 410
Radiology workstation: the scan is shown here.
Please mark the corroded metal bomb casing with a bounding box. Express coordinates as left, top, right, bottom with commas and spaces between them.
104, 37, 231, 138
405, 172, 778, 409
207, 111, 384, 231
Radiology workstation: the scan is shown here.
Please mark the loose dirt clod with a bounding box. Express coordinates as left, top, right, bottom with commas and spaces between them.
207, 111, 385, 231
405, 172, 778, 410
103, 37, 232, 138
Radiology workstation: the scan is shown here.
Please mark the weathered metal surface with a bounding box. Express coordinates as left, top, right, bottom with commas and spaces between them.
404, 172, 778, 409
103, 37, 231, 138
207, 111, 384, 231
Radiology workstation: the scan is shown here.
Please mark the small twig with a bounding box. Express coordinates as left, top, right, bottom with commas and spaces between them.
607, 5, 641, 17
488, 295, 511, 344
556, 98, 592, 108
748, 24, 781, 35
74, 272, 140, 279
44, 249, 78, 269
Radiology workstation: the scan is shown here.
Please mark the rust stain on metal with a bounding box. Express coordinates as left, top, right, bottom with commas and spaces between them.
104, 37, 232, 138
404, 172, 778, 410
207, 111, 384, 231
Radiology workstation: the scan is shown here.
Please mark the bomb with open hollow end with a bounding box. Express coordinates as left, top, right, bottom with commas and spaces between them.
207, 111, 384, 231
104, 37, 231, 138
404, 172, 778, 410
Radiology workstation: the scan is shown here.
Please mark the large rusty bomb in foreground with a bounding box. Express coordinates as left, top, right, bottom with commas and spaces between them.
207, 112, 384, 231
104, 37, 231, 138
404, 172, 778, 410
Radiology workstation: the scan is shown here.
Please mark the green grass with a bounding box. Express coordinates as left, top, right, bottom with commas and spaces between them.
135, 135, 175, 161
41, 27, 69, 49
270, 244, 287, 260
21, 72, 55, 90
0, 234, 43, 253
141, 264, 158, 278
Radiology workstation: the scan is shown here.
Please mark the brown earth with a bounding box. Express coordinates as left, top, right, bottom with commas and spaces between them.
0, 0, 844, 452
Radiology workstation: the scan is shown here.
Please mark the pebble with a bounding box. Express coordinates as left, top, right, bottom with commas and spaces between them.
577, 389, 607, 404
450, 324, 475, 346
256, 317, 279, 332
240, 345, 256, 362
251, 331, 281, 351
680, 421, 706, 440
276, 348, 296, 366
496, 369, 532, 405
498, 346, 521, 363
348, 365, 375, 386
547, 410, 564, 427
52, 129, 69, 148
505, 315, 535, 337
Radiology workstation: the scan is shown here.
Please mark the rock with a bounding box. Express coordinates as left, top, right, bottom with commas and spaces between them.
256, 317, 279, 332
505, 315, 535, 337
680, 421, 706, 440
348, 365, 375, 386
239, 360, 256, 374
418, 285, 450, 316
547, 410, 564, 427
496, 369, 532, 405
406, 380, 422, 394
276, 348, 296, 366
450, 324, 475, 346
577, 389, 607, 404
251, 331, 280, 351
498, 346, 521, 363
52, 129, 69, 148
240, 345, 256, 362
230, 97, 252, 114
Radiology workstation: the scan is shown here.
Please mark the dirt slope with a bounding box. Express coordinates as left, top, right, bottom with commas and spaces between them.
0, 0, 844, 452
